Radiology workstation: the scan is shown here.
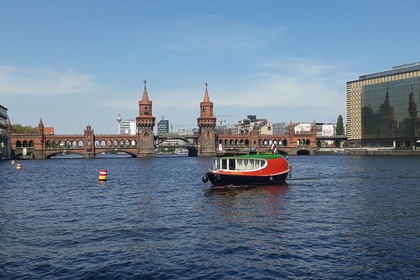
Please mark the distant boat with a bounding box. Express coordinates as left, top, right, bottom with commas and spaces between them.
202, 152, 290, 186
175, 148, 188, 154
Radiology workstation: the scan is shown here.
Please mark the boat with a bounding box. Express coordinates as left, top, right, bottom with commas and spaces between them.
202, 152, 291, 186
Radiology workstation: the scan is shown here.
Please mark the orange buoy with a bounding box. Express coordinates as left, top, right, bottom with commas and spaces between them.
11, 160, 15, 165
98, 169, 107, 181
16, 163, 21, 170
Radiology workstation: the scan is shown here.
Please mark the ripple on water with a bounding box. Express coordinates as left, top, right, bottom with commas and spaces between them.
0, 155, 419, 279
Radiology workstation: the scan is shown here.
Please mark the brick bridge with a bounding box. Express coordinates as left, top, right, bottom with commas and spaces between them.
11, 123, 201, 159
216, 121, 317, 156
10, 83, 317, 159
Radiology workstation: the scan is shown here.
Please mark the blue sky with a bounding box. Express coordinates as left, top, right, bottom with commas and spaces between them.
1, 0, 419, 134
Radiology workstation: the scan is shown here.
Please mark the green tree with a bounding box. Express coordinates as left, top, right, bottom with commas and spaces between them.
11, 124, 37, 134
336, 115, 345, 135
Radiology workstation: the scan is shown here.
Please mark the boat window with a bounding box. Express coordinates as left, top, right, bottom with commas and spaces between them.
221, 159, 227, 170
242, 159, 247, 170
236, 159, 244, 170
249, 159, 254, 169
214, 159, 221, 170
216, 158, 267, 171
229, 159, 236, 170
235, 159, 244, 170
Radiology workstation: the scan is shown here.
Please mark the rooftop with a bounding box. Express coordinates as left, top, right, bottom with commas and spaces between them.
358, 62, 420, 81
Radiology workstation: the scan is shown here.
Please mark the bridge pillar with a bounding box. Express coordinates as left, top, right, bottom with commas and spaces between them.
136, 81, 156, 157
137, 129, 155, 157
83, 125, 95, 158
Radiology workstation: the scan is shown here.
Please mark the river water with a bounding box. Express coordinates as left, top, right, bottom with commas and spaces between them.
0, 155, 419, 279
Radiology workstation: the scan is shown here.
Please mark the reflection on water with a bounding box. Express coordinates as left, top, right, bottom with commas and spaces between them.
205, 184, 290, 227
206, 182, 289, 195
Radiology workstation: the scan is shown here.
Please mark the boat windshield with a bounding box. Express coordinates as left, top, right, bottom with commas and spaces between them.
213, 158, 266, 171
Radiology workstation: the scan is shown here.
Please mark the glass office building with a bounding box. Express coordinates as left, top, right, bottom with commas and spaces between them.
0, 105, 11, 159
347, 63, 420, 147
157, 119, 169, 135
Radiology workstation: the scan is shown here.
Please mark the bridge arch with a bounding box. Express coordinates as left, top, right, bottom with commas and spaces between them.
297, 149, 311, 155
297, 139, 311, 146
99, 149, 137, 157
155, 136, 197, 156
15, 140, 35, 147
156, 136, 195, 147
45, 151, 85, 159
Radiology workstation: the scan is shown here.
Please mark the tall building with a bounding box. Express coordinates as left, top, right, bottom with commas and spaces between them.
347, 63, 420, 148
157, 117, 169, 135
0, 105, 11, 159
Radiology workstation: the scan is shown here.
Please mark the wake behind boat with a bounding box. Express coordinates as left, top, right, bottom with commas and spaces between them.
202, 152, 291, 186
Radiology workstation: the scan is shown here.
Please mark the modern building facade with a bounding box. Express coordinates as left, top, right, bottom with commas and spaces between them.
157, 118, 169, 135
347, 62, 420, 148
273, 122, 287, 135
0, 105, 11, 159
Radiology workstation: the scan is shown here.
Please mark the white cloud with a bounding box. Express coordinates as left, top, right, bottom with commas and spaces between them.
0, 66, 100, 96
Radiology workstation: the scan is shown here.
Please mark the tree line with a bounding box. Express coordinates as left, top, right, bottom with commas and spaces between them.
10, 124, 37, 134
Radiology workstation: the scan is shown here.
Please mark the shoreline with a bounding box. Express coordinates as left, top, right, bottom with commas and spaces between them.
315, 147, 420, 156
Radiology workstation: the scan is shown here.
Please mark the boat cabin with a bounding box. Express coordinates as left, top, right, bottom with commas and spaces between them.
213, 157, 267, 171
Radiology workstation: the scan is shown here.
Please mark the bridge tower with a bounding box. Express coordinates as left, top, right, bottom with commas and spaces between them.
197, 83, 217, 156
136, 80, 156, 157
34, 118, 46, 159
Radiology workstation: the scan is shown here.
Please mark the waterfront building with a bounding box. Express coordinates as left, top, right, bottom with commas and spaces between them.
347, 62, 420, 148
315, 122, 346, 137
260, 121, 273, 135
237, 115, 268, 134
294, 122, 312, 133
119, 119, 136, 135
0, 105, 11, 159
315, 123, 341, 147
117, 110, 136, 135
44, 127, 55, 134
157, 117, 169, 135
218, 118, 286, 136
273, 122, 287, 135
215, 123, 239, 135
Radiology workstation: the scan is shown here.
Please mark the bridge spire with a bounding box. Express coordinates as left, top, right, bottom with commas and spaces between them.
141, 80, 150, 102
203, 82, 210, 102
37, 118, 45, 135
38, 118, 44, 129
